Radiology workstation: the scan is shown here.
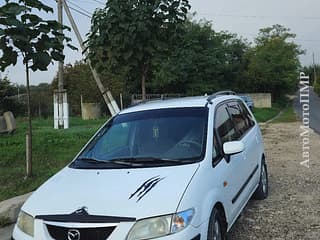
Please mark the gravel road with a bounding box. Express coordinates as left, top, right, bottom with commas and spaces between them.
229, 122, 320, 239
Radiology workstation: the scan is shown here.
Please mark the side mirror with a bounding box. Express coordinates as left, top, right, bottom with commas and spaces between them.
223, 141, 245, 155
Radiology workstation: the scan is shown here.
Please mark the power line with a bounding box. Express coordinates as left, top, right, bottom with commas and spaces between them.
73, 0, 105, 6
92, 0, 105, 6
68, 5, 92, 18
66, 0, 93, 16
198, 12, 320, 21
49, 0, 92, 18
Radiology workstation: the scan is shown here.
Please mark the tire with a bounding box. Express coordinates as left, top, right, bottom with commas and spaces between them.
253, 160, 268, 200
207, 207, 227, 240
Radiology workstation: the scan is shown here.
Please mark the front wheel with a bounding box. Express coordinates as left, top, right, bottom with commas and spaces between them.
253, 161, 268, 200
207, 208, 226, 240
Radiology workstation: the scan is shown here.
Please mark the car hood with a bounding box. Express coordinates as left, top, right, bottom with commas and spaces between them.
23, 163, 199, 220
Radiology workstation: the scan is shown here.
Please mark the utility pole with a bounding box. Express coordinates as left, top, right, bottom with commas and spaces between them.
61, 0, 120, 116
54, 0, 69, 129
313, 52, 317, 86
58, 0, 63, 92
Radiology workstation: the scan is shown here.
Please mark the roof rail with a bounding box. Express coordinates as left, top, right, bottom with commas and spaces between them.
207, 90, 236, 103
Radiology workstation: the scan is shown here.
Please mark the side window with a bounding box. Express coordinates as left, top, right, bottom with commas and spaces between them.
212, 135, 219, 160
239, 101, 255, 128
227, 102, 248, 137
215, 104, 238, 145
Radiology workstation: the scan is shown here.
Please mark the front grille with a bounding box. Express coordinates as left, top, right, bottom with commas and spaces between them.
46, 224, 116, 240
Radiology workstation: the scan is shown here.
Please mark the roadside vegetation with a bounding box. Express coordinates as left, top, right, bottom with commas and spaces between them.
272, 105, 297, 123
253, 107, 281, 123
253, 99, 297, 123
0, 118, 105, 202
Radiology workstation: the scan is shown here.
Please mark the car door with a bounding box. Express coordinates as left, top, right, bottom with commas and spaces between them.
227, 101, 259, 208
212, 102, 249, 222
238, 101, 261, 191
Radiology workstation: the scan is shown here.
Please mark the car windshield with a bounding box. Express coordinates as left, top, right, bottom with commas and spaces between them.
72, 107, 208, 168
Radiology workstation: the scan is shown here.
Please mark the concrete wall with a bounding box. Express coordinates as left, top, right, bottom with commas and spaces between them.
81, 103, 101, 120
0, 112, 16, 133
245, 93, 272, 108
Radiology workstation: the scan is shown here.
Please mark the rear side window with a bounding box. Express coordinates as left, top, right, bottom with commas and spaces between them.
228, 101, 255, 138
215, 104, 239, 144
239, 101, 255, 128
227, 102, 248, 136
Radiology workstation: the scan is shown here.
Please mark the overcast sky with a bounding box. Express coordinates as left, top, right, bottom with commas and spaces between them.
2, 0, 320, 85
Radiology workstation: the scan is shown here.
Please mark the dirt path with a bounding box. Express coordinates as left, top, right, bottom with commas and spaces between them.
229, 122, 320, 239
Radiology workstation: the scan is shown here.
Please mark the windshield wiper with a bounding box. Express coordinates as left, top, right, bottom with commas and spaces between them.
109, 157, 194, 165
75, 157, 134, 167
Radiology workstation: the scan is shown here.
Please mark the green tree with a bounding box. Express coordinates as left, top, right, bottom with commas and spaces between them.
0, 0, 74, 177
151, 19, 249, 95
0, 76, 17, 114
86, 0, 190, 100
247, 24, 303, 99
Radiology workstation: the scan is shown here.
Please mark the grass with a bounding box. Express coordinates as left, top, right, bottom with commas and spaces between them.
252, 101, 286, 122
252, 99, 298, 123
253, 107, 280, 122
272, 105, 297, 123
0, 117, 106, 202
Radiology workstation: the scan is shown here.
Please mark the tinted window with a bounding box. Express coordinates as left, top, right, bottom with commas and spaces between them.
215, 104, 238, 144
227, 102, 248, 136
239, 101, 255, 128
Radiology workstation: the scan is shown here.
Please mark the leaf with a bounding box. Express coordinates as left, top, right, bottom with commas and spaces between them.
0, 3, 28, 16
181, 7, 188, 14
52, 31, 64, 37
21, 13, 42, 25
38, 23, 51, 33
67, 43, 78, 51
159, 4, 168, 12
22, 0, 53, 13
0, 46, 18, 71
51, 51, 64, 61
5, 16, 21, 26
32, 51, 52, 71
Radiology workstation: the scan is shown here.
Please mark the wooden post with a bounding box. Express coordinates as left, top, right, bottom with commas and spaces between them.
120, 93, 123, 110
26, 131, 32, 177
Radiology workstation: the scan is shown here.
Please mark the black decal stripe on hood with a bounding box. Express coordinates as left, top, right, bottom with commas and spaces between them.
137, 177, 165, 202
129, 176, 165, 202
129, 176, 159, 200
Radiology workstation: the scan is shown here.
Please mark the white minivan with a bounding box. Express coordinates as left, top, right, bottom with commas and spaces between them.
13, 92, 268, 240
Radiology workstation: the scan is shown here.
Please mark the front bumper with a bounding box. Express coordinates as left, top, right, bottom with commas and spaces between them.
12, 219, 204, 240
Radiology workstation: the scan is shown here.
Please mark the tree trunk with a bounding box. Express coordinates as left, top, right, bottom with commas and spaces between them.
25, 62, 32, 177
141, 64, 148, 100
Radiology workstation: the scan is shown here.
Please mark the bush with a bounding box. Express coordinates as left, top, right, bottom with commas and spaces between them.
314, 81, 320, 96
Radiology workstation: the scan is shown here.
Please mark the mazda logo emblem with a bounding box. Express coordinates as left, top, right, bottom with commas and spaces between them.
67, 229, 80, 240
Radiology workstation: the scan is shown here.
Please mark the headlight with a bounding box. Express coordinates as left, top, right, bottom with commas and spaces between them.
17, 211, 34, 237
126, 209, 194, 240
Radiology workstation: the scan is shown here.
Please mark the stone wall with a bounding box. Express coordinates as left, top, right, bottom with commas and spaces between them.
245, 93, 272, 108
